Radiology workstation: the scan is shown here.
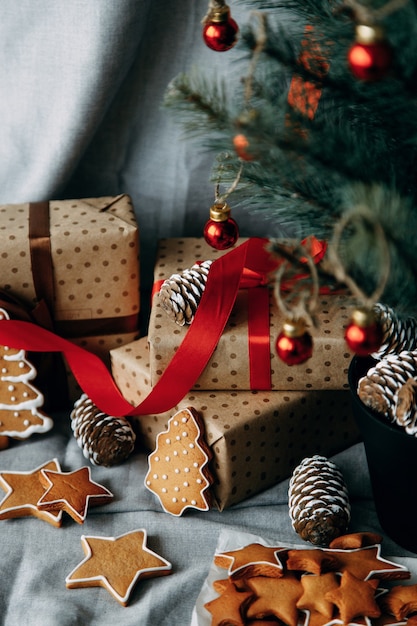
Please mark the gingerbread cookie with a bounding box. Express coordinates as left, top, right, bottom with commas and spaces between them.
381, 583, 417, 619
214, 542, 286, 581
66, 529, 172, 606
202, 533, 413, 626
204, 578, 253, 626
144, 407, 213, 516
37, 466, 113, 524
0, 458, 63, 527
0, 308, 53, 439
329, 531, 383, 550
324, 570, 381, 623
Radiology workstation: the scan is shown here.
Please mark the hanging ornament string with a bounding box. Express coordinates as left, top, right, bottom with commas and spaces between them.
326, 207, 391, 355
273, 240, 320, 328
233, 12, 267, 160
273, 239, 320, 365
203, 162, 243, 250
326, 206, 390, 309
340, 0, 410, 24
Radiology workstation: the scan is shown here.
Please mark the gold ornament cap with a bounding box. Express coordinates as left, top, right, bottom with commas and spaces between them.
282, 318, 308, 338
350, 306, 377, 328
355, 24, 385, 45
209, 202, 231, 222
207, 4, 230, 23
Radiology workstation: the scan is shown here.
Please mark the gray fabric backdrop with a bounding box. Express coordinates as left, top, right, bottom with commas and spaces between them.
0, 1, 277, 297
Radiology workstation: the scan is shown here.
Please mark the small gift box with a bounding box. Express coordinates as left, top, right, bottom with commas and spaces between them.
147, 237, 353, 392
0, 194, 140, 344
110, 337, 360, 509
0, 195, 140, 403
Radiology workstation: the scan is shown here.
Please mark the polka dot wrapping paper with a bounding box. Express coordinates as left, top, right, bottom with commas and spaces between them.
148, 238, 354, 392
0, 195, 140, 399
110, 337, 360, 510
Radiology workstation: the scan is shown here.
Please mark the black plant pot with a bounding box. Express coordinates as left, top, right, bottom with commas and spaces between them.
349, 356, 417, 554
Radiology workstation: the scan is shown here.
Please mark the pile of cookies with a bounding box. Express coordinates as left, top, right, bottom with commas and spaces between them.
204, 532, 417, 625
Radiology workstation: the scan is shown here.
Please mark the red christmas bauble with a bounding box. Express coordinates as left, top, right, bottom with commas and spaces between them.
203, 15, 238, 52
233, 133, 255, 161
275, 320, 313, 366
344, 308, 383, 356
348, 24, 391, 81
204, 202, 239, 250
204, 216, 239, 250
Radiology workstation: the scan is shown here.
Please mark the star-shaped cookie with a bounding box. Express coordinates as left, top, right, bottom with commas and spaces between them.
325, 570, 381, 623
246, 573, 303, 626
0, 458, 63, 527
66, 529, 172, 606
335, 546, 410, 581
37, 466, 113, 524
214, 542, 287, 580
204, 578, 253, 626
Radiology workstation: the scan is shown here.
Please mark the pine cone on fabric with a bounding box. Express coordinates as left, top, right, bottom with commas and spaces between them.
70, 394, 136, 467
372, 303, 417, 359
158, 260, 213, 326
288, 455, 351, 546
357, 350, 417, 418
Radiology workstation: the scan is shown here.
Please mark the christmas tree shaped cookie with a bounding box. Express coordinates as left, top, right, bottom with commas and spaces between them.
145, 407, 213, 516
0, 308, 53, 438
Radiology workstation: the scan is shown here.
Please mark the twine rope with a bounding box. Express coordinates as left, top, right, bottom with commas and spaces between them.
341, 0, 410, 23
326, 206, 390, 308
273, 240, 320, 327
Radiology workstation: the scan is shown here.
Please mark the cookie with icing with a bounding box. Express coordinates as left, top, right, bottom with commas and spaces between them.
37, 466, 113, 524
66, 529, 172, 606
144, 407, 213, 516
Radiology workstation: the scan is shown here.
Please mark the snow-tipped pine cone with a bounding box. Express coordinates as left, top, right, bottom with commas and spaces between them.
357, 350, 417, 419
71, 394, 136, 467
373, 303, 417, 359
288, 455, 351, 546
158, 260, 212, 325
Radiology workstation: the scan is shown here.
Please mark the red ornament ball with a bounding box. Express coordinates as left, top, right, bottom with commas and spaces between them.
347, 40, 392, 81
204, 216, 239, 250
344, 308, 383, 356
275, 320, 313, 366
233, 133, 255, 161
203, 15, 238, 52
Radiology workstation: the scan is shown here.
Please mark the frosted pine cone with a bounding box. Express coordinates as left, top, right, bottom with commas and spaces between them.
71, 394, 136, 467
393, 378, 417, 435
158, 260, 212, 325
373, 303, 417, 359
357, 350, 417, 418
288, 455, 351, 546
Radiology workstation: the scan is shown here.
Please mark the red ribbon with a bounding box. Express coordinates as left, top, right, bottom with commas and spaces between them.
0, 238, 276, 417
0, 237, 331, 417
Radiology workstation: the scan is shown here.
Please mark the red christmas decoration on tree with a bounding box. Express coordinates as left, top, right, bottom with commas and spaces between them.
204, 202, 239, 250
275, 319, 313, 366
345, 307, 383, 356
202, 1, 238, 52
347, 25, 392, 81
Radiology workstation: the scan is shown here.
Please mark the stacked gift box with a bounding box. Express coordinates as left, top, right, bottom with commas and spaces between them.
110, 237, 360, 510
0, 195, 140, 404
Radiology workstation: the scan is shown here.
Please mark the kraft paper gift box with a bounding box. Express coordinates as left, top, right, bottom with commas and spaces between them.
110, 337, 360, 510
0, 194, 140, 402
148, 237, 353, 392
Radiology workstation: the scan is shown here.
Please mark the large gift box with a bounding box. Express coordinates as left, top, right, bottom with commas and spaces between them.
148, 238, 353, 391
0, 195, 140, 360
110, 337, 360, 509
